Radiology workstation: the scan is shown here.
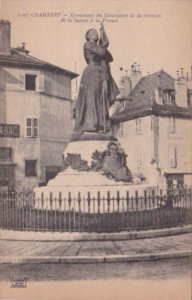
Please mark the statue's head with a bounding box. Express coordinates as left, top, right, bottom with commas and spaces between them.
85, 29, 99, 42
107, 141, 119, 155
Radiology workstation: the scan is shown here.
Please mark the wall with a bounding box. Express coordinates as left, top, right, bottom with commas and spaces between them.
39, 93, 73, 140
39, 140, 66, 184
39, 93, 73, 184
43, 70, 71, 99
118, 115, 192, 187
5, 137, 40, 188
1, 66, 73, 188
158, 117, 192, 174
118, 116, 153, 182
3, 69, 41, 187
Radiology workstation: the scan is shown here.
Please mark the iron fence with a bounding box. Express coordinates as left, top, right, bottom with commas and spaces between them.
0, 188, 191, 232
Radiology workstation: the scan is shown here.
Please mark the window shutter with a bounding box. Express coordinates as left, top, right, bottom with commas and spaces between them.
168, 147, 177, 167
33, 118, 38, 137
26, 118, 32, 137
19, 73, 25, 90
37, 75, 45, 92
136, 149, 143, 168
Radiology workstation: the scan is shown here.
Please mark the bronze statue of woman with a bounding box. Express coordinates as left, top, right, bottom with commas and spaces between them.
74, 23, 120, 134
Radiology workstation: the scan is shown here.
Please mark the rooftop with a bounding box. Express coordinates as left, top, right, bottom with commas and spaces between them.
112, 70, 192, 122
0, 47, 78, 79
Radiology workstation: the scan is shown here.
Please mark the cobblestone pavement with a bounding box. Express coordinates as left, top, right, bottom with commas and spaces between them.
0, 233, 191, 263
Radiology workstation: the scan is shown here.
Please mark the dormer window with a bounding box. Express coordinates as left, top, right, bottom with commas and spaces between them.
162, 89, 175, 105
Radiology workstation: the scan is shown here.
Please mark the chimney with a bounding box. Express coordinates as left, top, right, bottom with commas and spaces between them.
130, 62, 142, 89
180, 67, 185, 78
119, 67, 131, 97
157, 74, 161, 87
16, 42, 30, 54
119, 75, 132, 97
175, 67, 188, 107
0, 20, 11, 55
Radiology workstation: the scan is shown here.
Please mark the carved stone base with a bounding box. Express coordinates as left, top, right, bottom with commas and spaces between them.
34, 139, 156, 211
35, 167, 154, 198
64, 139, 114, 164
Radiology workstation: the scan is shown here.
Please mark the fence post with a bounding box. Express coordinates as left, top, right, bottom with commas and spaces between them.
152, 190, 156, 227
97, 191, 101, 214
41, 192, 44, 231
107, 191, 110, 213
167, 188, 173, 208
135, 191, 139, 228
58, 192, 62, 231
68, 192, 72, 231
78, 192, 81, 231
49, 192, 53, 230
116, 191, 120, 212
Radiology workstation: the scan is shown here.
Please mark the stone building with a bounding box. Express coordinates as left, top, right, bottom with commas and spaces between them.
0, 20, 78, 189
113, 65, 192, 188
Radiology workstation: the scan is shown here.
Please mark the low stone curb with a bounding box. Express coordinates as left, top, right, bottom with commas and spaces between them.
1, 250, 191, 264
0, 225, 191, 242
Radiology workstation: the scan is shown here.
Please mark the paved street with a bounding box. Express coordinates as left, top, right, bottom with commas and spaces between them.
0, 257, 191, 281
0, 233, 191, 264
0, 232, 191, 300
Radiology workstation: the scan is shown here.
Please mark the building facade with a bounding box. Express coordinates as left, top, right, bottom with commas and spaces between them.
0, 20, 78, 189
114, 66, 192, 188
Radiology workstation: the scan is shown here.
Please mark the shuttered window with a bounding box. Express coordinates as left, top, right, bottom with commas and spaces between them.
168, 147, 177, 168
19, 73, 44, 92
168, 117, 176, 133
136, 118, 143, 134
26, 118, 38, 137
136, 149, 143, 168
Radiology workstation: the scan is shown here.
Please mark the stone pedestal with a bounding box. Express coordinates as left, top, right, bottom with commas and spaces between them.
34, 137, 156, 211
64, 139, 112, 164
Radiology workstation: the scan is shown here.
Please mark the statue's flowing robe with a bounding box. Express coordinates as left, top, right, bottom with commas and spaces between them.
74, 28, 119, 132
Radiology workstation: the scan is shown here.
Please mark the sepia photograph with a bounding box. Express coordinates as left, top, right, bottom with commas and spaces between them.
0, 0, 192, 299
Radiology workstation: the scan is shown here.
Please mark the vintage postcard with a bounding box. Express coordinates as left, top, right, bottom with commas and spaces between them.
0, 0, 192, 299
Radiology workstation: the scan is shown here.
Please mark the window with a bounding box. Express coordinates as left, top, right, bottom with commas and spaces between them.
168, 147, 177, 168
136, 118, 143, 134
25, 74, 37, 91
162, 90, 175, 105
118, 123, 124, 138
0, 165, 14, 186
0, 148, 12, 160
168, 117, 176, 133
19, 74, 44, 92
136, 149, 143, 168
25, 160, 37, 177
26, 118, 38, 137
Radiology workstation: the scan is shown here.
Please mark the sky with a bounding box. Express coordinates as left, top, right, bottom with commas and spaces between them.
1, 0, 192, 96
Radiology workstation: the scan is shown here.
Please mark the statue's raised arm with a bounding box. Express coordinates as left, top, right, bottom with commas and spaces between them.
74, 25, 119, 135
